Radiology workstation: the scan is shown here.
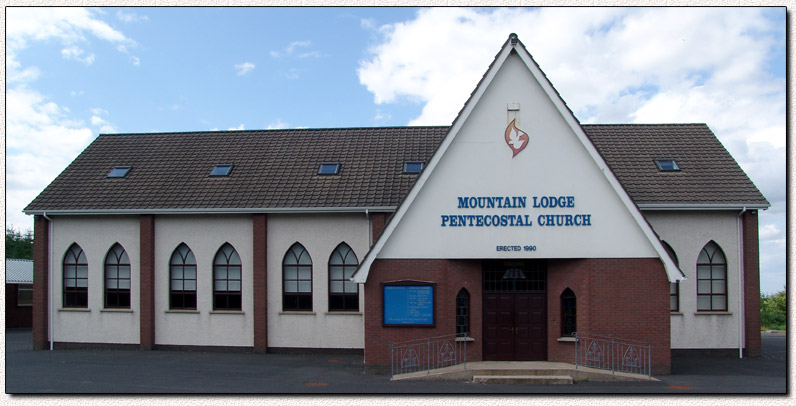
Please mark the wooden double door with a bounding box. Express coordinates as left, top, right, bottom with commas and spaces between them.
482, 260, 547, 361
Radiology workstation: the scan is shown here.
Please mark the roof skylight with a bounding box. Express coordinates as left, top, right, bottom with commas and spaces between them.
318, 163, 341, 175
107, 166, 131, 178
210, 164, 233, 177
654, 159, 680, 172
403, 161, 424, 174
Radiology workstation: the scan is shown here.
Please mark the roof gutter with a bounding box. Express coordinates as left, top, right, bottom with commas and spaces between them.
637, 204, 769, 211
24, 207, 398, 216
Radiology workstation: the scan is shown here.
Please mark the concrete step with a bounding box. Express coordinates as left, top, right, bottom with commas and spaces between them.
472, 374, 574, 385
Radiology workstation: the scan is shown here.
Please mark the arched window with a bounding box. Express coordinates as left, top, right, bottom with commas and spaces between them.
328, 243, 359, 312
63, 243, 88, 308
697, 241, 727, 311
170, 243, 197, 310
213, 243, 242, 310
561, 288, 576, 336
662, 241, 680, 312
105, 243, 131, 308
283, 243, 312, 311
456, 288, 470, 336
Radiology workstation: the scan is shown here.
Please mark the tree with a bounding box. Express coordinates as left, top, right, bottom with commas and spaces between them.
760, 289, 786, 331
6, 226, 33, 260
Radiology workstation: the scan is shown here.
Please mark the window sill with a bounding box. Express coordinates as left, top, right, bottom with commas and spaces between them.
695, 311, 732, 316
165, 309, 200, 314
210, 310, 244, 315
557, 337, 577, 343
17, 304, 33, 307
455, 337, 475, 342
59, 308, 90, 312
325, 311, 362, 316
101, 308, 133, 313
670, 312, 683, 316
280, 311, 316, 316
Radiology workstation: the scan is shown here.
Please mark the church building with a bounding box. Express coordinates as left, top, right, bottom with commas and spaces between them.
24, 34, 768, 375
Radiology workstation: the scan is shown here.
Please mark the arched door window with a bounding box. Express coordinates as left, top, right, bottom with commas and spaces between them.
328, 243, 359, 312
697, 241, 727, 311
105, 243, 131, 308
456, 288, 470, 336
561, 288, 576, 336
170, 243, 197, 310
283, 243, 312, 311
214, 243, 242, 310
63, 243, 88, 308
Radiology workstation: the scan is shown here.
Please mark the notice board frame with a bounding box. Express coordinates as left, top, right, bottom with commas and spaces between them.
382, 281, 436, 327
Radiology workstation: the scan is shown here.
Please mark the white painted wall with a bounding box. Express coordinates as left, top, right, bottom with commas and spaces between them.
50, 216, 140, 344
379, 52, 658, 260
267, 213, 368, 349
645, 210, 743, 349
154, 215, 253, 347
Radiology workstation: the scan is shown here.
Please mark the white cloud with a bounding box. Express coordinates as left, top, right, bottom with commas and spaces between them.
6, 87, 96, 230
60, 45, 95, 65
235, 62, 256, 76
116, 10, 149, 23
284, 68, 299, 80
358, 7, 785, 293
270, 40, 318, 59
131, 55, 140, 66
266, 119, 288, 130
6, 7, 136, 230
228, 124, 245, 131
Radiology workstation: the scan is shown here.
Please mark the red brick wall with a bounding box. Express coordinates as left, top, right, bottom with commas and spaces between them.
32, 215, 50, 349
363, 259, 482, 368
139, 215, 156, 350
252, 214, 268, 352
743, 210, 762, 357
6, 284, 33, 328
369, 212, 388, 244
364, 257, 671, 374
547, 258, 671, 375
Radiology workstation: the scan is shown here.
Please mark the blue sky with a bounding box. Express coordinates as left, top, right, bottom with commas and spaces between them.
5, 7, 786, 294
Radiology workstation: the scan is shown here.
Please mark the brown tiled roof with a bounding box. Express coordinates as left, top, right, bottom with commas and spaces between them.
24, 127, 448, 211
583, 123, 768, 207
24, 123, 767, 213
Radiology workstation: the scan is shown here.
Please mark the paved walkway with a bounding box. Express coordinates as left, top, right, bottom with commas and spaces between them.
3, 329, 787, 394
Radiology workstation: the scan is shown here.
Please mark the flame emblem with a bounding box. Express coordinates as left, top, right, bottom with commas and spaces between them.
504, 119, 529, 157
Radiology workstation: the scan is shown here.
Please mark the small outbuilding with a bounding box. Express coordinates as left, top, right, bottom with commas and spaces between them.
6, 259, 34, 328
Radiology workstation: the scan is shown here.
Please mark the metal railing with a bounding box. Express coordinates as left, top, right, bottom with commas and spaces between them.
573, 333, 652, 378
389, 333, 468, 377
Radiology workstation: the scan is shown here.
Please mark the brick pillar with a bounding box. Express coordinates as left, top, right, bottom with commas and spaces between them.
139, 215, 156, 350
370, 212, 388, 246
32, 215, 50, 350
253, 214, 268, 352
743, 210, 762, 357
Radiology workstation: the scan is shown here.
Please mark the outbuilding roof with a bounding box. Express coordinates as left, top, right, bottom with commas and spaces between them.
24, 123, 767, 214
6, 259, 33, 284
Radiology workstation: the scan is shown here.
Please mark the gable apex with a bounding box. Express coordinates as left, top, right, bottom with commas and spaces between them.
353, 34, 684, 284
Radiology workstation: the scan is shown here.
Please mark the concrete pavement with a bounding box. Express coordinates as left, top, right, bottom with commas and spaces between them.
3, 329, 787, 394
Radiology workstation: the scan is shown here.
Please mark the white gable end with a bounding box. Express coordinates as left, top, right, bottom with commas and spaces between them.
379, 51, 657, 260
354, 36, 683, 283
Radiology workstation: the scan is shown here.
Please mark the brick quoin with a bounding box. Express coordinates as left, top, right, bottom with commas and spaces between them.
139, 215, 156, 350
743, 210, 762, 357
252, 214, 268, 352
364, 257, 671, 375
32, 215, 50, 350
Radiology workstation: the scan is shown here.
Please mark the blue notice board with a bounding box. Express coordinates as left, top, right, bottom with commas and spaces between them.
383, 285, 434, 326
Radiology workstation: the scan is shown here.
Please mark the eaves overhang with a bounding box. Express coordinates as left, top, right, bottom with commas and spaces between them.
637, 203, 770, 211
23, 206, 398, 216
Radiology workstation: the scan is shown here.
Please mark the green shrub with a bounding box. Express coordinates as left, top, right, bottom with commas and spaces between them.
760, 289, 786, 331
